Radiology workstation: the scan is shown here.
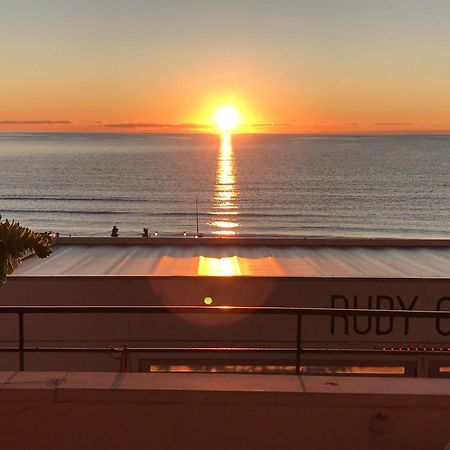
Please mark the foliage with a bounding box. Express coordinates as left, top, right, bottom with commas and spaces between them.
0, 218, 53, 286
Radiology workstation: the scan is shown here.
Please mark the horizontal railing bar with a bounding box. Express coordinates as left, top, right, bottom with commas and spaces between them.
302, 349, 450, 355
0, 347, 294, 353
0, 346, 448, 355
0, 305, 448, 318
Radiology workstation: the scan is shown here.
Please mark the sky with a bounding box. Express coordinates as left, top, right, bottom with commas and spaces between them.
1, 0, 450, 133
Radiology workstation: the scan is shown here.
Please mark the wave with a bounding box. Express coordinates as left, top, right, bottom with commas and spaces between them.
0, 209, 224, 217
0, 195, 150, 202
2, 208, 449, 224
0, 209, 131, 216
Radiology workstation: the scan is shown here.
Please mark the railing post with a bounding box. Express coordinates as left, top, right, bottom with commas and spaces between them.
18, 312, 24, 371
119, 345, 130, 372
295, 313, 302, 375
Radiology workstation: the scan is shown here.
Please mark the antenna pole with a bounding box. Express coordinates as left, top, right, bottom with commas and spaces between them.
195, 196, 199, 236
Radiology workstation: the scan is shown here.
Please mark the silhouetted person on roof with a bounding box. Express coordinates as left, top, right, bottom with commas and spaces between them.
111, 226, 119, 237
142, 228, 149, 238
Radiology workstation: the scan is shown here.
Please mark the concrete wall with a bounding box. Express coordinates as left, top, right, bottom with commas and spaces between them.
0, 371, 449, 450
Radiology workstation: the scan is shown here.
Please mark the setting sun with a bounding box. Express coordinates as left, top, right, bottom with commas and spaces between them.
214, 106, 240, 132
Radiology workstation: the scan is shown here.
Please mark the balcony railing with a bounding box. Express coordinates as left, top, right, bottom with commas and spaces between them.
0, 305, 448, 376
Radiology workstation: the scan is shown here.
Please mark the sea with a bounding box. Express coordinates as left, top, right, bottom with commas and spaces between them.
1, 132, 449, 238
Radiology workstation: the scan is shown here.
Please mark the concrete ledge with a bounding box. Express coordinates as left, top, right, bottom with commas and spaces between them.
0, 372, 449, 450
55, 236, 450, 247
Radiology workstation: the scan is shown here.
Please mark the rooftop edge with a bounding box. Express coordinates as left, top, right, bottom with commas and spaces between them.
54, 236, 450, 247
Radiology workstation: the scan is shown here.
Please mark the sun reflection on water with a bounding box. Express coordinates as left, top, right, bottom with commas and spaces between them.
211, 133, 239, 235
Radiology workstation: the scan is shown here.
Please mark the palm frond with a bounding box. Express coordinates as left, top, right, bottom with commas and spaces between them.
0, 219, 54, 286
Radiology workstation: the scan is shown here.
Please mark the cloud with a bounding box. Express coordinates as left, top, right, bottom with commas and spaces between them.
104, 122, 206, 130
105, 122, 292, 131
102, 122, 296, 134
374, 122, 413, 126
0, 120, 71, 124
250, 123, 290, 128
345, 122, 359, 126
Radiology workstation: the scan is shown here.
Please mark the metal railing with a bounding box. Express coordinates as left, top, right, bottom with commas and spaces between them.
0, 305, 448, 375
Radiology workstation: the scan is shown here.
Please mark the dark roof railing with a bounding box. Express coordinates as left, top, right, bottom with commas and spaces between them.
0, 305, 448, 375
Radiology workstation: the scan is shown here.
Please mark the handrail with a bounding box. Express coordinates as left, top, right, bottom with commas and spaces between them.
0, 305, 448, 374
0, 305, 449, 318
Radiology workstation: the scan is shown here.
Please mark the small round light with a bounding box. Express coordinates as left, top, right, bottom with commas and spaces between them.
204, 296, 213, 305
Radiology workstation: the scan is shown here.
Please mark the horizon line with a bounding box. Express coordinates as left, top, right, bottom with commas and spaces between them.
1, 130, 450, 136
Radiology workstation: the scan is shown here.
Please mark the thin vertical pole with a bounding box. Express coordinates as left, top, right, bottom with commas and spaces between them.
295, 313, 302, 375
195, 196, 199, 236
18, 312, 24, 371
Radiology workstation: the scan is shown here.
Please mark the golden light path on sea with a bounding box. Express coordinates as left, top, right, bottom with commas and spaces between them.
210, 132, 239, 236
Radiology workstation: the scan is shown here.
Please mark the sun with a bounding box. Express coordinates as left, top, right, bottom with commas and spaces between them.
214, 106, 240, 132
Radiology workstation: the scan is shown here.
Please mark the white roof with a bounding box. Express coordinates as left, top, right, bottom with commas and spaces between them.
13, 244, 450, 278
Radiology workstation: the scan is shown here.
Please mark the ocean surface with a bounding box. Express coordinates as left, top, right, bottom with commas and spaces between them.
1, 132, 449, 238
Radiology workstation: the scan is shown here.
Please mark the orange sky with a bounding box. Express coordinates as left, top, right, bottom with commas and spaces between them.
1, 1, 450, 134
